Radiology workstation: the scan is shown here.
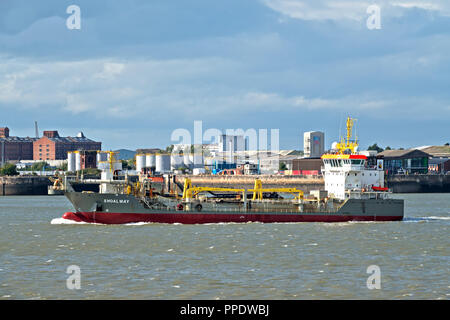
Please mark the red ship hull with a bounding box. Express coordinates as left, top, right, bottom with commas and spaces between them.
62, 211, 403, 224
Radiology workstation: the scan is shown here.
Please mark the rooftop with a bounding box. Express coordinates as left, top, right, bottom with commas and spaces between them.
419, 145, 450, 158
38, 136, 100, 143
0, 136, 37, 142
377, 149, 430, 159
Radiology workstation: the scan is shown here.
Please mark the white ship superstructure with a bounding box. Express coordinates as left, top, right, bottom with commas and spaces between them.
321, 117, 386, 200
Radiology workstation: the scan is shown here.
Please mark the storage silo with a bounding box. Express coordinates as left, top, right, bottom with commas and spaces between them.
67, 152, 76, 172
75, 151, 81, 171
192, 153, 204, 169
112, 161, 123, 172
183, 153, 192, 169
136, 154, 146, 172
97, 151, 108, 163
170, 153, 184, 170
145, 153, 156, 169
156, 154, 171, 173
97, 161, 109, 171
204, 157, 213, 166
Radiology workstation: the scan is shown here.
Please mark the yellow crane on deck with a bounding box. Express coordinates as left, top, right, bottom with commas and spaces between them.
182, 178, 304, 201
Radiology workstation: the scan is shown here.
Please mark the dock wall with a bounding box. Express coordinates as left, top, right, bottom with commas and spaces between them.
0, 176, 51, 196
386, 174, 450, 193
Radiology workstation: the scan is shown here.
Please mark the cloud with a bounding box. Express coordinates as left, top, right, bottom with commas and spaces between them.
1, 56, 448, 123
0, 1, 449, 149
262, 0, 450, 22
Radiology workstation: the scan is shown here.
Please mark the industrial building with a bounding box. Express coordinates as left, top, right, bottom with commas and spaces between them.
303, 131, 325, 158
33, 131, 101, 160
377, 149, 430, 175
291, 158, 323, 175
218, 134, 246, 153
0, 127, 36, 163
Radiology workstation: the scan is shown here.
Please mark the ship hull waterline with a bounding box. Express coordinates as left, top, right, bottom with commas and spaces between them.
62, 211, 403, 224
62, 192, 404, 224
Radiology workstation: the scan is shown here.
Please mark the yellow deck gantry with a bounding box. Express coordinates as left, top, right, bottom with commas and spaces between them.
251, 179, 304, 200
182, 178, 304, 201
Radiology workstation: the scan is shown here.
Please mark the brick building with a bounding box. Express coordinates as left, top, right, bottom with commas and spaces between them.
79, 150, 98, 170
33, 131, 101, 160
0, 127, 36, 163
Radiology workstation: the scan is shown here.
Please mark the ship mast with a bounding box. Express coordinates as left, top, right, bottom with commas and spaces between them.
336, 116, 358, 154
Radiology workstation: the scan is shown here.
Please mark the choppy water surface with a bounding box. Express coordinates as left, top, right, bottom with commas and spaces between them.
0, 194, 448, 299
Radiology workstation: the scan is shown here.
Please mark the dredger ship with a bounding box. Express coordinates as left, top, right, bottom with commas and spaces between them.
61, 118, 404, 224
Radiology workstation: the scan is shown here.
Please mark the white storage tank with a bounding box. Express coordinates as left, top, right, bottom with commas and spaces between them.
170, 153, 184, 170
193, 168, 206, 175
183, 153, 192, 169
112, 161, 123, 172
192, 153, 204, 169
136, 154, 146, 172
145, 153, 156, 168
204, 157, 213, 166
156, 154, 171, 173
75, 151, 81, 171
67, 152, 76, 172
97, 151, 108, 163
97, 161, 109, 171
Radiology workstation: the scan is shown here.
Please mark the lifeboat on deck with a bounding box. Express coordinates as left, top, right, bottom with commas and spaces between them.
372, 186, 389, 192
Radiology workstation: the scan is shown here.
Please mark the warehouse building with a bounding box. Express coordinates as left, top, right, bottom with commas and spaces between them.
291, 158, 323, 175
33, 131, 101, 160
0, 127, 36, 163
377, 149, 430, 175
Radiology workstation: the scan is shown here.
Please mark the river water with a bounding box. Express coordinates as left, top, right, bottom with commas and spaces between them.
0, 194, 448, 300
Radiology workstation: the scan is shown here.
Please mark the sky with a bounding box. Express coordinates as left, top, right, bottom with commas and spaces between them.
0, 0, 449, 151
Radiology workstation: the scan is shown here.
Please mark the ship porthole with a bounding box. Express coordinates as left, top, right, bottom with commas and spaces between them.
195, 204, 202, 212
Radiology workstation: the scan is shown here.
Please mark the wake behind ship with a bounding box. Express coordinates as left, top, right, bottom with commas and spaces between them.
61, 117, 404, 224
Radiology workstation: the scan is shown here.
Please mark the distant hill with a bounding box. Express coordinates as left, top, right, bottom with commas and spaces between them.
114, 149, 136, 160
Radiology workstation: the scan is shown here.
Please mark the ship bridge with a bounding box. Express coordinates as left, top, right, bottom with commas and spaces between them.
321, 117, 385, 200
